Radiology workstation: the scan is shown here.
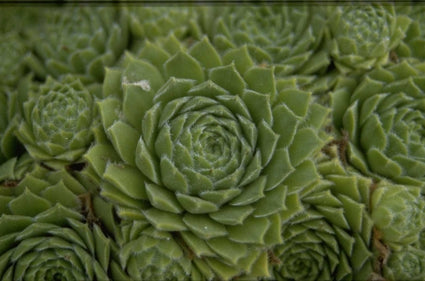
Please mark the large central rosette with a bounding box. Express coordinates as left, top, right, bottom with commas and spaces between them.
86, 36, 328, 279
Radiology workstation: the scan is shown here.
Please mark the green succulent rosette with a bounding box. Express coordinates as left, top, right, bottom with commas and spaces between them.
0, 206, 114, 281
327, 4, 410, 74
331, 61, 425, 186
371, 184, 425, 249
0, 163, 98, 216
25, 6, 129, 83
111, 221, 214, 281
119, 228, 192, 280
383, 246, 425, 281
15, 75, 98, 169
272, 143, 374, 281
395, 5, 425, 61
0, 8, 39, 90
129, 7, 201, 49
85, 36, 328, 280
0, 32, 28, 91
208, 6, 329, 76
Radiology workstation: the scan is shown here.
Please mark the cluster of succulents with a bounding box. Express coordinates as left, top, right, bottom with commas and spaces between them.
1, 2, 425, 280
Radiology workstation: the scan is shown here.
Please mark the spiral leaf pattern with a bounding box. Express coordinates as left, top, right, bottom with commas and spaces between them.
371, 184, 425, 248
0, 32, 28, 90
0, 207, 113, 281
15, 75, 97, 169
207, 6, 329, 76
327, 5, 410, 73
25, 7, 129, 83
129, 7, 201, 44
85, 36, 328, 279
395, 5, 425, 61
332, 61, 425, 186
272, 144, 374, 280
383, 246, 425, 281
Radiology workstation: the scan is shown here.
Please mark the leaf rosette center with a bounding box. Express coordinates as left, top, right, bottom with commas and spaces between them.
142, 95, 258, 197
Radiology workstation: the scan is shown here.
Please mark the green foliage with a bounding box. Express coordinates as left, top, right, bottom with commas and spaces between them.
0, 208, 115, 281
332, 61, 425, 186
372, 184, 425, 248
24, 7, 129, 83
327, 5, 410, 73
208, 6, 329, 76
1, 3, 425, 280
84, 35, 328, 279
15, 75, 98, 169
383, 246, 425, 281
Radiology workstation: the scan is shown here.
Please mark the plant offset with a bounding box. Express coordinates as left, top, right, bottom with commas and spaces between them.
1, 3, 425, 281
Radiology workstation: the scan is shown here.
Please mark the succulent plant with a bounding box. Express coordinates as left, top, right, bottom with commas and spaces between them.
0, 163, 98, 216
332, 61, 425, 186
85, 35, 329, 279
3, 4, 425, 281
129, 7, 201, 50
371, 184, 425, 248
0, 32, 28, 90
327, 4, 410, 73
272, 143, 374, 281
207, 6, 329, 76
15, 75, 98, 169
116, 225, 193, 280
0, 206, 114, 281
383, 246, 425, 281
25, 6, 129, 83
395, 5, 425, 61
